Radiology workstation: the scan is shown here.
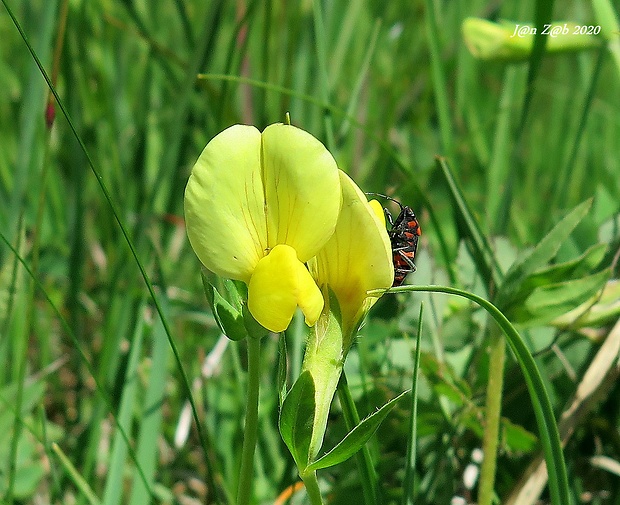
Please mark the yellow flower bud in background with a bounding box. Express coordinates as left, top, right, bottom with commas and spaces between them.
462, 18, 601, 62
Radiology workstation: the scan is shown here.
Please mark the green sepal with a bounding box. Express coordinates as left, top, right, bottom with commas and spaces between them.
200, 269, 247, 341
279, 370, 316, 471
306, 389, 409, 472
242, 305, 269, 340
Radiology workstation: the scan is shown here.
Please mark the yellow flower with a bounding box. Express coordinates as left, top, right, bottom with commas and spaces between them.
309, 171, 393, 342
300, 171, 393, 461
184, 123, 341, 333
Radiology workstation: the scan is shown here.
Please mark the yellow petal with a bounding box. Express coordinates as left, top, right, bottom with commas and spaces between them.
368, 199, 386, 227
184, 125, 268, 282
248, 244, 324, 333
311, 171, 393, 341
261, 124, 341, 262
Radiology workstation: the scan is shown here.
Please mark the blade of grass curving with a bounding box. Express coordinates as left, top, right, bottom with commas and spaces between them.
403, 304, 424, 505
436, 156, 503, 289
312, 0, 335, 151
0, 230, 156, 500
381, 284, 570, 505
424, 0, 454, 159
336, 372, 379, 505
0, 4, 222, 502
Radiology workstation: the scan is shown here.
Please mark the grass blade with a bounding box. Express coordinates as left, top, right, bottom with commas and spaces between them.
403, 304, 424, 505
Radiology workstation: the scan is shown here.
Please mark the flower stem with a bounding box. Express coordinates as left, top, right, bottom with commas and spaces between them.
301, 471, 324, 505
478, 328, 506, 505
236, 336, 261, 505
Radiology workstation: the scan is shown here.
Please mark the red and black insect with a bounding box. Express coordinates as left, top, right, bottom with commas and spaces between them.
369, 194, 421, 287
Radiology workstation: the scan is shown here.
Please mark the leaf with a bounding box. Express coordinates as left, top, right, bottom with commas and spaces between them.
502, 418, 538, 453
513, 269, 610, 326
279, 370, 316, 470
522, 243, 607, 288
551, 279, 620, 329
501, 243, 607, 311
306, 389, 409, 471
498, 199, 592, 309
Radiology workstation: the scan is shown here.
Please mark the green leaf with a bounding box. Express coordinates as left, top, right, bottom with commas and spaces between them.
498, 199, 592, 308
514, 269, 610, 326
500, 243, 607, 311
279, 370, 316, 471
502, 418, 538, 453
306, 389, 409, 472
201, 270, 247, 341
523, 243, 607, 287
551, 279, 620, 329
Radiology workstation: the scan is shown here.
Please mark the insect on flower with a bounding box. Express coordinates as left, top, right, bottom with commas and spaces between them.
368, 193, 421, 287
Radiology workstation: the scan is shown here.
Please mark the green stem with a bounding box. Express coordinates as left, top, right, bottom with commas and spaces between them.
236, 337, 261, 505
478, 328, 506, 505
301, 471, 324, 505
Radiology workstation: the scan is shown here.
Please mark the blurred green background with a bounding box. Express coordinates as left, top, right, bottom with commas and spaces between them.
1, 0, 619, 503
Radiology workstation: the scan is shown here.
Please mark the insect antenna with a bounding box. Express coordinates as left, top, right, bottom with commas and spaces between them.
365, 192, 404, 210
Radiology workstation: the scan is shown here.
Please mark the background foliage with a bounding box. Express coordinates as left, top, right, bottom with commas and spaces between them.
1, 0, 619, 504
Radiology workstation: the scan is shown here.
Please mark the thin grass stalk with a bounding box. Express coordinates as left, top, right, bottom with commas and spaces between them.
553, 44, 606, 212
403, 304, 424, 505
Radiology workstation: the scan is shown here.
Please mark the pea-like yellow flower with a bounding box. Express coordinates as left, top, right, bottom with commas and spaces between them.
184, 124, 341, 333
298, 171, 393, 462
310, 171, 393, 342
